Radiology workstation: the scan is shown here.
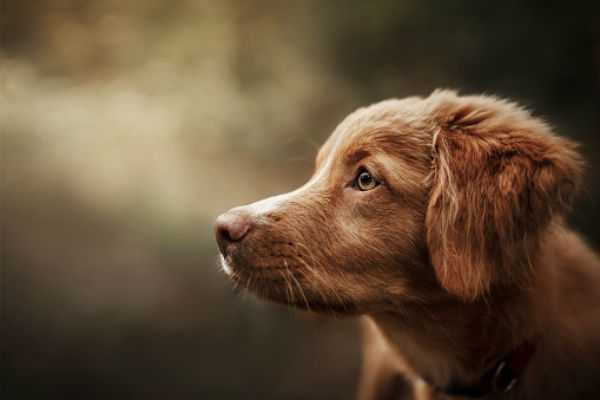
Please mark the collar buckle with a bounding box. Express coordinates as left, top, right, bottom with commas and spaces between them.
491, 360, 517, 393
439, 340, 536, 397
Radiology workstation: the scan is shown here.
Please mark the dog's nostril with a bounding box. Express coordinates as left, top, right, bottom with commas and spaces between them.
217, 228, 233, 244
214, 211, 251, 253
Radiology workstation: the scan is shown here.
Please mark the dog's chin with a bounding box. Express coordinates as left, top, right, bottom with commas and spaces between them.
219, 255, 361, 316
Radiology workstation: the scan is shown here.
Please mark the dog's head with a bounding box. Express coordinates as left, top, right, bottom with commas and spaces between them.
214, 90, 581, 314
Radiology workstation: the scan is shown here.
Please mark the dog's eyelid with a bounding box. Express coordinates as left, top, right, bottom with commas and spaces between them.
350, 165, 388, 192
359, 164, 387, 186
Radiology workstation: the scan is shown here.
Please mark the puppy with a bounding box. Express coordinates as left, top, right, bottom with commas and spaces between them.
214, 90, 600, 399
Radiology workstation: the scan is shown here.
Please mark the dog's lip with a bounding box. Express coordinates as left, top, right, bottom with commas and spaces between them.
229, 262, 301, 273
224, 255, 303, 274
223, 245, 303, 271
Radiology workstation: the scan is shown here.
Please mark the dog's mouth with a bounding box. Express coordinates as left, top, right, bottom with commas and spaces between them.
220, 240, 305, 274
220, 235, 306, 273
219, 250, 360, 315
221, 251, 308, 297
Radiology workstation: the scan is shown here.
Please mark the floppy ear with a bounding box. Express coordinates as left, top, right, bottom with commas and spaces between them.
425, 91, 581, 300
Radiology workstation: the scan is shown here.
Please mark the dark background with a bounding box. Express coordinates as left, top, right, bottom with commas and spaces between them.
2, 1, 599, 399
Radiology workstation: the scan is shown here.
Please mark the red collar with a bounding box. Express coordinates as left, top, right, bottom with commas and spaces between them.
439, 340, 537, 398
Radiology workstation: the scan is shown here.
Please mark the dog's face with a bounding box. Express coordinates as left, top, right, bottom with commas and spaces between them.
216, 97, 435, 314
214, 90, 580, 315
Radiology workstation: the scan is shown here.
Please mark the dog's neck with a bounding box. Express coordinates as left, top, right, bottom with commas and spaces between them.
368, 289, 536, 391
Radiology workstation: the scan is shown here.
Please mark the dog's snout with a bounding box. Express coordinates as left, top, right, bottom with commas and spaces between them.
214, 211, 251, 254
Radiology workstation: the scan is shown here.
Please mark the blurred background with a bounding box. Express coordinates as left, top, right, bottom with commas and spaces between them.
2, 1, 599, 398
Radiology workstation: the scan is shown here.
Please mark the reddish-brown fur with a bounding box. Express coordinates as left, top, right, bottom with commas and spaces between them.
214, 90, 600, 399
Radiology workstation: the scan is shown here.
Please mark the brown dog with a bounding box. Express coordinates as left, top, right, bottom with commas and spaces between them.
214, 90, 600, 399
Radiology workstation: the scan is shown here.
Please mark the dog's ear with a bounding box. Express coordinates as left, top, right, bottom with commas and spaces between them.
425, 91, 581, 300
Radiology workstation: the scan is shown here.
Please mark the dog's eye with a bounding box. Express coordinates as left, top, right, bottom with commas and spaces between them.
356, 171, 378, 191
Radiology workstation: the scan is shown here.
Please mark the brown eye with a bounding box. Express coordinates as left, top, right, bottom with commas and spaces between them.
356, 171, 377, 191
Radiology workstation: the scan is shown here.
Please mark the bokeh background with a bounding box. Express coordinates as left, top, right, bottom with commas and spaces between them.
2, 1, 599, 399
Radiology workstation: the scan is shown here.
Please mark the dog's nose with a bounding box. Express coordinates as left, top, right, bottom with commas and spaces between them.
214, 211, 251, 254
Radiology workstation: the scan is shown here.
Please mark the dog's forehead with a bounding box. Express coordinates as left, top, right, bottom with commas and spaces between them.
316, 98, 427, 169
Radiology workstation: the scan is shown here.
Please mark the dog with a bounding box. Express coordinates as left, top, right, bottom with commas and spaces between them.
214, 90, 600, 399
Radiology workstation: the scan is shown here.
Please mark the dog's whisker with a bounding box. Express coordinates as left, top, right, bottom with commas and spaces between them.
289, 270, 311, 312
